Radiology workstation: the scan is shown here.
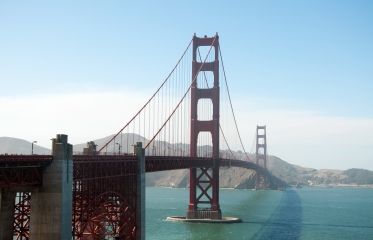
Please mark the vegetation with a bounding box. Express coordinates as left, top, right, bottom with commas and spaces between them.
343, 168, 373, 184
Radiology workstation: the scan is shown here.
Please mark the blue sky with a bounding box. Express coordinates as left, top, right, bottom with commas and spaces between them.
1, 1, 372, 170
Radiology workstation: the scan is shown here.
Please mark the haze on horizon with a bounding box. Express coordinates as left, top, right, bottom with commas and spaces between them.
0, 1, 372, 171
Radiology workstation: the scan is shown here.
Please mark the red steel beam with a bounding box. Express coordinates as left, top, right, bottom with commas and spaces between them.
0, 155, 52, 188
72, 154, 138, 240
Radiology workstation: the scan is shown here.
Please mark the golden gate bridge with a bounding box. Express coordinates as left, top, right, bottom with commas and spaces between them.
0, 34, 280, 240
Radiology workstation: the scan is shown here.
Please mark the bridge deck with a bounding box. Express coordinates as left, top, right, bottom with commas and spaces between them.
0, 154, 268, 188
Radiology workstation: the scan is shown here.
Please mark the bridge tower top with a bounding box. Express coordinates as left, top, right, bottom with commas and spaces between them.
256, 125, 267, 167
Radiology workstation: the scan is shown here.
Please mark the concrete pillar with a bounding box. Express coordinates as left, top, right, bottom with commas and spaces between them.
29, 134, 73, 240
0, 189, 16, 240
135, 142, 145, 240
186, 168, 196, 219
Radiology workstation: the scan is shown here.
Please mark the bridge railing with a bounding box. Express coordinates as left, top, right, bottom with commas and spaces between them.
0, 154, 53, 166
73, 151, 135, 156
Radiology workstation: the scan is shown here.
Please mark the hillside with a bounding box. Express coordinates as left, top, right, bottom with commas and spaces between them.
343, 168, 373, 184
73, 133, 148, 154
0, 137, 50, 155
266, 155, 351, 185
149, 168, 257, 189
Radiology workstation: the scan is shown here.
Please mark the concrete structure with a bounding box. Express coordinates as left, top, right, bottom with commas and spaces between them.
0, 189, 16, 240
29, 134, 73, 240
83, 141, 97, 154
167, 216, 242, 223
135, 142, 145, 240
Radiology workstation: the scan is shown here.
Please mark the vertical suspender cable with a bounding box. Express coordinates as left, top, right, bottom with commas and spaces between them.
145, 35, 217, 149
97, 38, 193, 153
219, 44, 252, 161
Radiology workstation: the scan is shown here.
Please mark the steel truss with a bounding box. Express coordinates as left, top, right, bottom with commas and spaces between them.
0, 155, 52, 188
13, 192, 31, 240
195, 167, 213, 206
72, 155, 138, 240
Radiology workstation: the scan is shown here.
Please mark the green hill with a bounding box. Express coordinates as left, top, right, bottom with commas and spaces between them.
343, 168, 373, 184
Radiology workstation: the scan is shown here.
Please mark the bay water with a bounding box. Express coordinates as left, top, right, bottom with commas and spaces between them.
146, 187, 373, 239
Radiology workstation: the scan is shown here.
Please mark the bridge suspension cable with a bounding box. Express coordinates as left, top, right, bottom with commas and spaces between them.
219, 44, 253, 161
249, 133, 257, 161
144, 35, 217, 149
97, 37, 194, 154
196, 48, 237, 160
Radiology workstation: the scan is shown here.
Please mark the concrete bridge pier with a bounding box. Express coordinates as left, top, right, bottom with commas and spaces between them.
29, 134, 73, 240
135, 142, 145, 240
0, 189, 16, 240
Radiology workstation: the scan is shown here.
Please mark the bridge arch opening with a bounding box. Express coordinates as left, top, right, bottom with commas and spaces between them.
196, 71, 214, 89
197, 99, 213, 121
257, 128, 265, 135
196, 46, 215, 63
197, 131, 213, 157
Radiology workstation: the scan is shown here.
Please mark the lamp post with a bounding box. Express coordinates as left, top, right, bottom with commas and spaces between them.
32, 141, 37, 155
116, 143, 121, 155
152, 146, 156, 156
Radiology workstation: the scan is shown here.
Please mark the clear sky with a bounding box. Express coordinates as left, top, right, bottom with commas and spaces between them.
1, 1, 372, 170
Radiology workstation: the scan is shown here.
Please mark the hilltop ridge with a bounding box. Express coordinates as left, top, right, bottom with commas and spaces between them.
0, 137, 50, 155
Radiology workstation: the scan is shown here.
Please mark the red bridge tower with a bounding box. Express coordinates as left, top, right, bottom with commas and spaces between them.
255, 125, 267, 190
187, 34, 221, 220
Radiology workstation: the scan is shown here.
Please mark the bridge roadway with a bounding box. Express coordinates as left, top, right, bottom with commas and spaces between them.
0, 154, 268, 188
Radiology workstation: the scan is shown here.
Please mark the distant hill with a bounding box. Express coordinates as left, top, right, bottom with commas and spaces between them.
2, 136, 373, 187
73, 133, 149, 154
0, 137, 50, 155
266, 155, 350, 185
151, 149, 373, 188
343, 168, 373, 184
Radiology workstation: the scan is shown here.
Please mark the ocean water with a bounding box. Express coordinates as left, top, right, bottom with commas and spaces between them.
145, 187, 373, 240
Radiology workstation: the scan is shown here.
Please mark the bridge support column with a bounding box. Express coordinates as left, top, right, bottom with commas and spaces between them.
211, 161, 221, 219
29, 134, 73, 240
135, 142, 145, 240
0, 189, 16, 240
186, 168, 196, 219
